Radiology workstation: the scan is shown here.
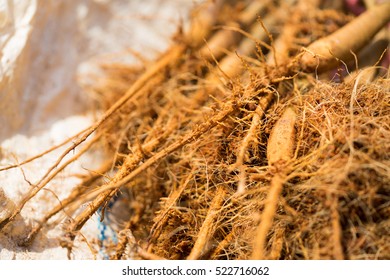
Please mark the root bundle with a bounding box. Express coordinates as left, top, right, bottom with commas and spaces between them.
1, 0, 389, 260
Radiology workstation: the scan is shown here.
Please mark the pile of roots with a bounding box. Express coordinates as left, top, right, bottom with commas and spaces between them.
1, 0, 389, 259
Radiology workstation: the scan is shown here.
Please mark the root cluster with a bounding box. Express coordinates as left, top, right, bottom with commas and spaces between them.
1, 0, 389, 260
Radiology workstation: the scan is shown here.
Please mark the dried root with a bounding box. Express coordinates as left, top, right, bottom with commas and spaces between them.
252, 107, 297, 259
1, 0, 389, 260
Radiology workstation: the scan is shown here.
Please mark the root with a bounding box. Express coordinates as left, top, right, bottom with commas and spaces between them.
112, 228, 166, 260
2, 0, 389, 261
149, 171, 194, 245
252, 105, 297, 259
251, 173, 286, 259
210, 226, 238, 259
20, 159, 113, 246
65, 127, 174, 242
330, 193, 344, 260
187, 187, 226, 260
0, 134, 101, 230
235, 93, 274, 194
0, 127, 90, 172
